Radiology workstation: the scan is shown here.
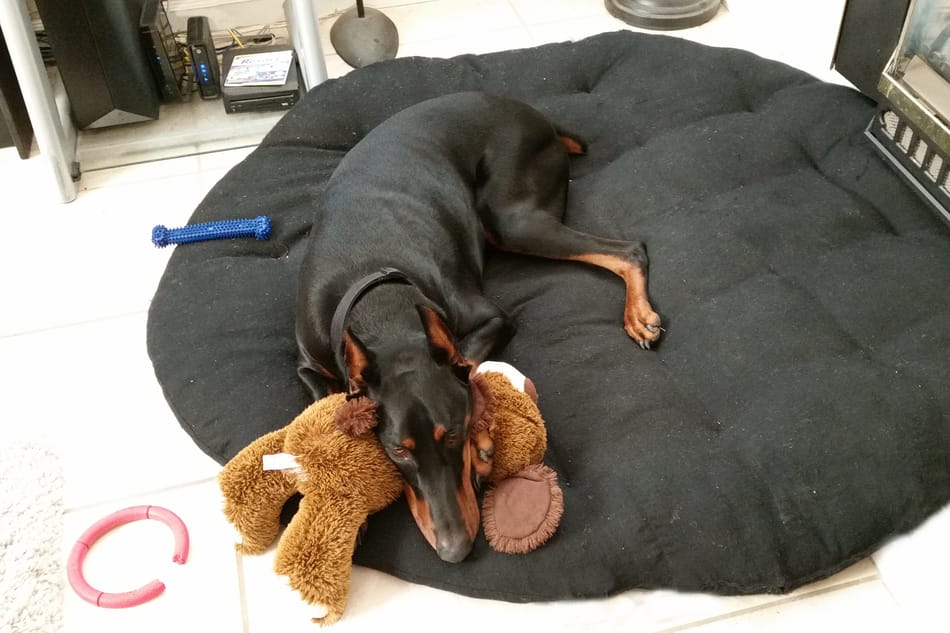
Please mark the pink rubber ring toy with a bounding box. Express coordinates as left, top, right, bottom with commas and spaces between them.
67, 505, 189, 608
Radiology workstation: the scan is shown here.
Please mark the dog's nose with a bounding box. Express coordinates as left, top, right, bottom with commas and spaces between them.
436, 535, 474, 563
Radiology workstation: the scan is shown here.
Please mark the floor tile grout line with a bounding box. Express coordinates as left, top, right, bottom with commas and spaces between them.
236, 547, 252, 633
501, 0, 651, 34
394, 27, 541, 57
316, 0, 476, 30
64, 476, 219, 514
317, 0, 443, 21
0, 309, 150, 340
658, 575, 883, 633
81, 143, 258, 177
868, 554, 906, 610
505, 0, 531, 30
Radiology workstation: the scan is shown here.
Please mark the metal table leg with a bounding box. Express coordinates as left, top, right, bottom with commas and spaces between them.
284, 0, 329, 91
0, 0, 77, 202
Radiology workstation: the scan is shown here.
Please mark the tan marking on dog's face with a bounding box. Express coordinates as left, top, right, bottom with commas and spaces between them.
403, 486, 437, 549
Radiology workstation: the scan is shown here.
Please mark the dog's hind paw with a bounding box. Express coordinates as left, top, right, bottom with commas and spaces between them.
624, 307, 662, 350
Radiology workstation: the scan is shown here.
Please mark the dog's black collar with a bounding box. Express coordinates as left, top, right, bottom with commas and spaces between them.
330, 267, 412, 390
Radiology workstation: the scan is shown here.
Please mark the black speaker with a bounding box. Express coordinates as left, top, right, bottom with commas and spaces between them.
34, 0, 160, 129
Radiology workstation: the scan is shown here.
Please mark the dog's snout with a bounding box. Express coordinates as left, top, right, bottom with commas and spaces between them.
402, 444, 481, 563
436, 534, 474, 563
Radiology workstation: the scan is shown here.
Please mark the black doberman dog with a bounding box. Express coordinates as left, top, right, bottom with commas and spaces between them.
296, 91, 661, 563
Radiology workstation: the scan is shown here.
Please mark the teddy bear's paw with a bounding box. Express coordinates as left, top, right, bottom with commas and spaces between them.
470, 428, 494, 486
271, 575, 341, 626
312, 607, 342, 627
303, 598, 337, 626
282, 572, 347, 626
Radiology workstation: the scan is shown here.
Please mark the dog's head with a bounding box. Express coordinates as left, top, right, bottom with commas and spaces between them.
341, 305, 479, 563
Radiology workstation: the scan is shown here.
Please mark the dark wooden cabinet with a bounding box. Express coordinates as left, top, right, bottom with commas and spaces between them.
0, 30, 34, 159
833, 0, 912, 101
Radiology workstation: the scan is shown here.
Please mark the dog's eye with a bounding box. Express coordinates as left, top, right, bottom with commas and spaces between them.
389, 447, 412, 460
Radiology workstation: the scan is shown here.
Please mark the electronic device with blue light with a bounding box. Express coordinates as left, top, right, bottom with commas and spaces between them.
187, 16, 220, 100
139, 0, 188, 102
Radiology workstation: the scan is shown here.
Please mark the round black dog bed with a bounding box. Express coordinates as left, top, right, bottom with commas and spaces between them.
148, 32, 950, 601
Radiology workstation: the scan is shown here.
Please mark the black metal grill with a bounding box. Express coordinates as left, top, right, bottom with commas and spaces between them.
867, 107, 950, 226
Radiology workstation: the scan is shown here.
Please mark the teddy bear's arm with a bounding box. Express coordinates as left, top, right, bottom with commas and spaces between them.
218, 428, 298, 554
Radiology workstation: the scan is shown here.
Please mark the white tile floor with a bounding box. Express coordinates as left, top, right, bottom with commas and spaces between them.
2, 0, 950, 631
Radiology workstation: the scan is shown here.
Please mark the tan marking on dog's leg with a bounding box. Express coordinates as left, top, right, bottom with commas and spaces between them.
567, 252, 662, 348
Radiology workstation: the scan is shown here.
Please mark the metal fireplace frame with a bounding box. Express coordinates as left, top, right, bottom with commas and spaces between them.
866, 0, 950, 226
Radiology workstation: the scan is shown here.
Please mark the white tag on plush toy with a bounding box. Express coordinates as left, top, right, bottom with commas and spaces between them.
476, 361, 527, 392
262, 453, 299, 471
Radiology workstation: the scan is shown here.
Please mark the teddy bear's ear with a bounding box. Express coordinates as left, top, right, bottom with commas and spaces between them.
333, 396, 379, 437
523, 377, 539, 405
468, 372, 495, 435
482, 464, 563, 555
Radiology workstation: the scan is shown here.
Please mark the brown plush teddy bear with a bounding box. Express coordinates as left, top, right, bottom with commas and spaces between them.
218, 363, 562, 626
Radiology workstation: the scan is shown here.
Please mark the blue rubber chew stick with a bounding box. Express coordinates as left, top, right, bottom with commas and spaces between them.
152, 216, 272, 248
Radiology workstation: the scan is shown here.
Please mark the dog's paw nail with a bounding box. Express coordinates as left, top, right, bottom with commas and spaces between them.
478, 447, 494, 462
647, 324, 658, 333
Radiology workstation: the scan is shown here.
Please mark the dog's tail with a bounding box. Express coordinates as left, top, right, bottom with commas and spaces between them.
555, 127, 587, 156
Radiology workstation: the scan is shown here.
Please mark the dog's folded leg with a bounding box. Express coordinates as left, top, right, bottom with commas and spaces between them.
460, 314, 513, 364
297, 362, 340, 401
490, 209, 662, 348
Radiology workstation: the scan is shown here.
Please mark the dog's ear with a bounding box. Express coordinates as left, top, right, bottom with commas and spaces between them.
343, 328, 377, 399
416, 304, 471, 382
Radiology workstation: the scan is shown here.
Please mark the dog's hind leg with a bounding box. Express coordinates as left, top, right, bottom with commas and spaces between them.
477, 122, 661, 348
487, 207, 662, 349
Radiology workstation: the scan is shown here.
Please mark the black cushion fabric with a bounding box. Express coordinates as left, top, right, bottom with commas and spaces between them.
148, 31, 950, 601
